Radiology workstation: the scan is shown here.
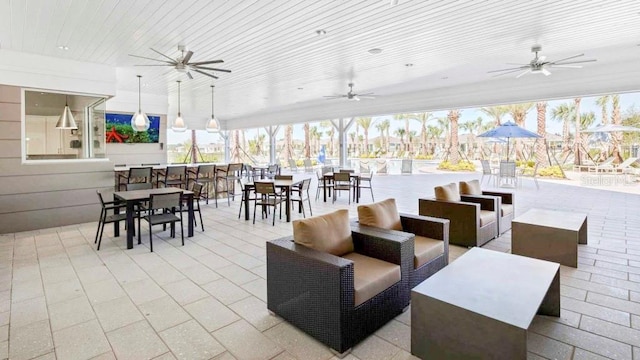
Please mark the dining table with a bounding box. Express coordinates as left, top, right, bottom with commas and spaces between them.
241, 175, 310, 222
113, 187, 194, 249
322, 172, 361, 203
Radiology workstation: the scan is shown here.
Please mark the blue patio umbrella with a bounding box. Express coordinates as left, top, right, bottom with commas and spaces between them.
477, 121, 542, 161
317, 144, 326, 164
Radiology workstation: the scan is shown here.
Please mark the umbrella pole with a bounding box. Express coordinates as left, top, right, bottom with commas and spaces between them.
506, 138, 510, 161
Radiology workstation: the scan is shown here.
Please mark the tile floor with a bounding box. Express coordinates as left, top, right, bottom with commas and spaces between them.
2, 173, 640, 359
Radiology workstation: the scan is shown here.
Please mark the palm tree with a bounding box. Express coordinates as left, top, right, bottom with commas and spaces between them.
551, 103, 575, 157
595, 95, 610, 125
535, 102, 549, 167
375, 121, 386, 154
348, 132, 356, 156
507, 103, 534, 160
574, 97, 583, 165
377, 119, 391, 154
427, 125, 442, 155
481, 106, 509, 127
356, 117, 374, 156
303, 123, 310, 159
394, 128, 406, 156
231, 130, 241, 162
320, 120, 335, 156
309, 126, 320, 153
448, 110, 461, 164
414, 112, 433, 155
460, 121, 475, 157
394, 114, 413, 152
283, 125, 294, 162
612, 94, 622, 161
436, 117, 450, 152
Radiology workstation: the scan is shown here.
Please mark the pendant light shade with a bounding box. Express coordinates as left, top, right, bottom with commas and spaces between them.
205, 85, 220, 133
171, 80, 187, 132
130, 75, 150, 132
56, 96, 78, 129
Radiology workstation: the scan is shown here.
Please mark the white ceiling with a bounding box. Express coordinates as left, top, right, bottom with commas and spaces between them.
2, 0, 640, 129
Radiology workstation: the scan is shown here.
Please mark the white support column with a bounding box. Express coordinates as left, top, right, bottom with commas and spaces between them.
266, 125, 280, 164
220, 131, 230, 163
335, 118, 354, 168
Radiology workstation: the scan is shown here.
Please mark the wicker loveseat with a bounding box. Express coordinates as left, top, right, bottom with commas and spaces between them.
356, 199, 450, 288
266, 210, 413, 355
419, 183, 498, 248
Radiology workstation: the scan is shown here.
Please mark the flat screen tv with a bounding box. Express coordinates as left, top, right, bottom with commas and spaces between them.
105, 113, 160, 143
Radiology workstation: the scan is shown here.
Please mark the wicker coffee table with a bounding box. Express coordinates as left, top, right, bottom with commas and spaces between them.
411, 248, 560, 360
512, 208, 587, 268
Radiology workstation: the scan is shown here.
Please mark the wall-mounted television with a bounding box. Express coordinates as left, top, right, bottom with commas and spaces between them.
105, 113, 160, 143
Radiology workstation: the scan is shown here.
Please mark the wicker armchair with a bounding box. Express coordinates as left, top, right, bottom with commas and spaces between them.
459, 180, 515, 235
419, 183, 498, 248
356, 199, 449, 288
266, 222, 413, 355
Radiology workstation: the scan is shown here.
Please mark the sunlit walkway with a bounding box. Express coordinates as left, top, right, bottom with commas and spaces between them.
2, 172, 640, 359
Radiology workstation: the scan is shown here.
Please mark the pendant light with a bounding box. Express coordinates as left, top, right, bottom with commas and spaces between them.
130, 75, 150, 132
55, 95, 78, 129
171, 80, 187, 132
205, 85, 220, 133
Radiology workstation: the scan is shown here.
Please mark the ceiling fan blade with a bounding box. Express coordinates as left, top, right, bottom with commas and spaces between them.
133, 64, 172, 66
150, 48, 177, 62
193, 65, 231, 73
541, 68, 551, 76
487, 66, 527, 73
490, 68, 524, 77
187, 71, 193, 79
128, 54, 174, 64
549, 53, 584, 64
516, 69, 531, 78
550, 64, 583, 69
193, 69, 219, 79
182, 51, 194, 64
189, 60, 224, 65
552, 59, 597, 65
505, 63, 530, 66
357, 92, 374, 96
323, 95, 345, 99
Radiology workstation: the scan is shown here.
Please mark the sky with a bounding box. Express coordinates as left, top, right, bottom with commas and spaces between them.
167, 92, 640, 145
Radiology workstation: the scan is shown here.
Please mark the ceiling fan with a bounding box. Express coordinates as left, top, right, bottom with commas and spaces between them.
129, 45, 231, 79
324, 83, 376, 101
488, 45, 596, 78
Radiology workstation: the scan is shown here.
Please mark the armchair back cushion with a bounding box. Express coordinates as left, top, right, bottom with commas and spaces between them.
434, 183, 461, 202
357, 198, 402, 231
293, 209, 354, 256
459, 180, 482, 195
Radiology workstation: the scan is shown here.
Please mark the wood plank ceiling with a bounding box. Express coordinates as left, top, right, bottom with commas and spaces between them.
1, 0, 639, 128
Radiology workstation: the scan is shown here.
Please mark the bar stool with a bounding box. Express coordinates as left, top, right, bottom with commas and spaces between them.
118, 167, 153, 191
158, 165, 188, 189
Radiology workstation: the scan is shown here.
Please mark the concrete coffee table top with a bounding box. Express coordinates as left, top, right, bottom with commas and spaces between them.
413, 247, 560, 330
513, 208, 586, 231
